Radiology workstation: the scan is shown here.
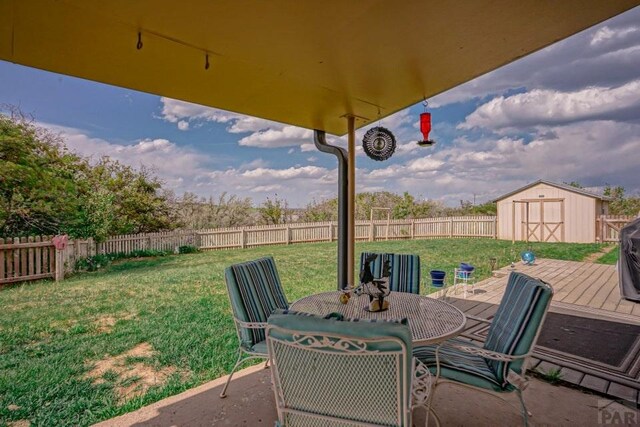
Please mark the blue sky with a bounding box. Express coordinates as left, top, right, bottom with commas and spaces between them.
1, 7, 639, 207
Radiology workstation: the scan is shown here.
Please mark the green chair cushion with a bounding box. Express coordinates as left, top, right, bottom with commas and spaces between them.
225, 256, 288, 349
267, 312, 413, 426
360, 252, 421, 294
483, 272, 553, 386
251, 340, 268, 355
413, 339, 509, 392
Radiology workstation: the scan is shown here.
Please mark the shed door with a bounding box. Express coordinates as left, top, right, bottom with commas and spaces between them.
521, 199, 565, 242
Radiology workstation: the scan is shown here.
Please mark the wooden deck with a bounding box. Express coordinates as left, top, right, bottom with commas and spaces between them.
431, 258, 640, 404
436, 258, 640, 323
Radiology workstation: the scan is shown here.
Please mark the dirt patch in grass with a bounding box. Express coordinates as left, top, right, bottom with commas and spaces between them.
583, 245, 615, 263
85, 343, 177, 403
94, 313, 136, 333
7, 420, 30, 427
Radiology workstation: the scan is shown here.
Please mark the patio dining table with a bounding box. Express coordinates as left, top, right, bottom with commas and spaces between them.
290, 291, 467, 346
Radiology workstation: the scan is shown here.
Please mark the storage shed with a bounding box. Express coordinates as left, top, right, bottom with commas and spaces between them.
494, 180, 612, 243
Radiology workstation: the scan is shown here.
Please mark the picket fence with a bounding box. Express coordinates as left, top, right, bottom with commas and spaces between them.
596, 215, 637, 243
0, 236, 58, 285
0, 216, 496, 285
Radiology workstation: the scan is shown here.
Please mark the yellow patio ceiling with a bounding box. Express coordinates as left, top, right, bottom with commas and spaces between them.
1, 0, 638, 135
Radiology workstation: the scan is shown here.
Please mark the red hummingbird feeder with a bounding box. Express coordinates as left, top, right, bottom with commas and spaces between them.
417, 100, 436, 147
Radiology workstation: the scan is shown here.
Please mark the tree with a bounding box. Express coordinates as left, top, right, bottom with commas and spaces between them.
564, 181, 584, 189
171, 192, 257, 228
300, 198, 338, 222
0, 109, 177, 239
0, 110, 88, 236
259, 195, 290, 225
604, 185, 640, 216
87, 158, 176, 235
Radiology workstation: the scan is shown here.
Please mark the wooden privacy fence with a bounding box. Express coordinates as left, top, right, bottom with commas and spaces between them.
596, 215, 636, 243
1, 216, 496, 285
0, 236, 59, 285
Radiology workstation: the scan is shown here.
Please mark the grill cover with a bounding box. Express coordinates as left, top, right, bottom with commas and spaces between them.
619, 217, 640, 302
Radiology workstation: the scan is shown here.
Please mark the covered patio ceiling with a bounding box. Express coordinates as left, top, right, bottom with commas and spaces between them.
1, 0, 637, 135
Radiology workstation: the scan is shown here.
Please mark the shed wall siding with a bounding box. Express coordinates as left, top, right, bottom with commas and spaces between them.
496, 183, 597, 243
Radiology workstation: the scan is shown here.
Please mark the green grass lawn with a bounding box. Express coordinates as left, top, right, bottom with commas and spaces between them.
596, 245, 619, 265
0, 238, 606, 426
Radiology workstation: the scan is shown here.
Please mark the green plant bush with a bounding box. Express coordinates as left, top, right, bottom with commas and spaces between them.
74, 249, 173, 272
178, 245, 199, 254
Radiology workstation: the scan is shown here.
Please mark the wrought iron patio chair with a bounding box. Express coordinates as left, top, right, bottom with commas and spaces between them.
266, 311, 433, 426
413, 272, 553, 426
359, 252, 421, 294
220, 256, 289, 398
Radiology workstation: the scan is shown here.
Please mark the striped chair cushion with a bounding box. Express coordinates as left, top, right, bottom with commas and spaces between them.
225, 257, 288, 349
413, 339, 505, 391
360, 252, 421, 294
483, 272, 553, 387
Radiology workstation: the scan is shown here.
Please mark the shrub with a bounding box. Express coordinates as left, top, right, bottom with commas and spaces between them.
178, 245, 199, 254
75, 249, 172, 272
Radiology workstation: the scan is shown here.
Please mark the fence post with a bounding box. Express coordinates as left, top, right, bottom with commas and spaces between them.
493, 217, 497, 239
55, 248, 64, 282
13, 237, 20, 279
370, 222, 376, 242
241, 229, 246, 249
328, 223, 333, 242
286, 225, 291, 245
449, 217, 453, 238
0, 238, 4, 282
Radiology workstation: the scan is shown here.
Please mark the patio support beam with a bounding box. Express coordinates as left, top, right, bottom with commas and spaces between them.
313, 130, 348, 290
347, 115, 356, 289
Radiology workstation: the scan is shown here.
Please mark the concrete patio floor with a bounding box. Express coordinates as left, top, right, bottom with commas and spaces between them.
96, 258, 640, 426
95, 363, 638, 426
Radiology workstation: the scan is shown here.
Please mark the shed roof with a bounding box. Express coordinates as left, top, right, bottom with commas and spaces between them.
1, 0, 637, 136
493, 180, 614, 203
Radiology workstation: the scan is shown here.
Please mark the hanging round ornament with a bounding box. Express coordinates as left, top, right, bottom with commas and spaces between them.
362, 126, 396, 161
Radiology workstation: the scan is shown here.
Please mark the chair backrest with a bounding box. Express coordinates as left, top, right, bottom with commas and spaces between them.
267, 312, 413, 426
360, 252, 421, 294
224, 256, 288, 349
483, 272, 554, 387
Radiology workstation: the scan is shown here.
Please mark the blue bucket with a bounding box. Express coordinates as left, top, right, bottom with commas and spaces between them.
459, 262, 475, 272
458, 263, 475, 279
430, 270, 446, 287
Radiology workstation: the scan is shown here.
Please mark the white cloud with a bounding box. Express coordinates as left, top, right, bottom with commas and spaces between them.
591, 25, 639, 46
407, 157, 445, 172
241, 166, 327, 180
227, 116, 284, 134
239, 158, 270, 170
238, 126, 313, 148
460, 80, 640, 130
354, 118, 640, 205
160, 97, 240, 124
251, 185, 283, 193
429, 9, 640, 107
41, 124, 217, 196
177, 120, 189, 131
